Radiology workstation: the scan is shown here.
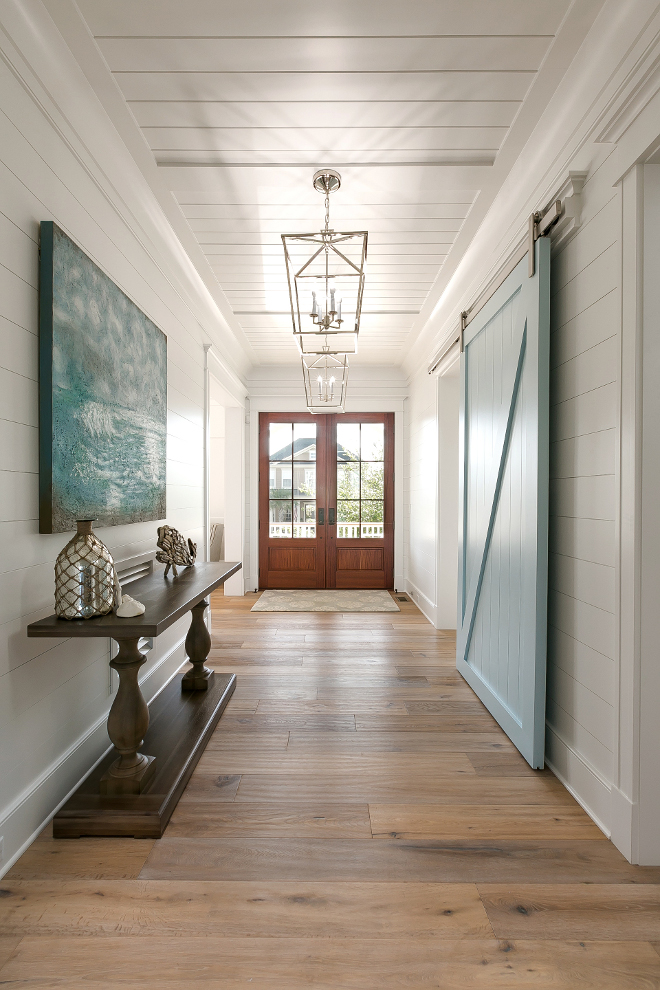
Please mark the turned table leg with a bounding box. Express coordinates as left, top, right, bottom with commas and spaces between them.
181, 598, 215, 691
100, 637, 156, 795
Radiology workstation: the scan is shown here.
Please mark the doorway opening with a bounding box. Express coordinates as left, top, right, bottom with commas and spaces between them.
208, 374, 244, 596
259, 412, 394, 589
208, 396, 225, 563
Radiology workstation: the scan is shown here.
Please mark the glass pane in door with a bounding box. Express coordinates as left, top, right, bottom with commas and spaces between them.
269, 461, 293, 498
269, 422, 292, 459
293, 499, 316, 538
337, 423, 360, 461
269, 499, 292, 538
337, 462, 359, 498
361, 423, 384, 460
337, 500, 360, 538
336, 423, 385, 540
361, 461, 384, 499
293, 462, 316, 497
293, 423, 317, 460
269, 423, 292, 537
360, 500, 384, 538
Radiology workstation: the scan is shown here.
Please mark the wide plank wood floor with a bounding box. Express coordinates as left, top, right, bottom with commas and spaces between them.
2, 590, 660, 988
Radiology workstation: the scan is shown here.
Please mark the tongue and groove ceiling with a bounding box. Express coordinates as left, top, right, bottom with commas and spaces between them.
73, 0, 602, 366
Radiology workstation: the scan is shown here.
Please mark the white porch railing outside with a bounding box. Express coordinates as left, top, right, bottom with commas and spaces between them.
337, 523, 384, 539
270, 523, 317, 538
270, 522, 383, 539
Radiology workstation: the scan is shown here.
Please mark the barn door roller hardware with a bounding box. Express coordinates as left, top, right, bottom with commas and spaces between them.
459, 310, 468, 353
528, 199, 562, 277
428, 173, 586, 376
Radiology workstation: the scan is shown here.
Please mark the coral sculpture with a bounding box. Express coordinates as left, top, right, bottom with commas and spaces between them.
156, 525, 197, 578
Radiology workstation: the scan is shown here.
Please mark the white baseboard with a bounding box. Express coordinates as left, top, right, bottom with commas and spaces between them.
610, 784, 635, 862
0, 635, 187, 880
404, 580, 438, 627
545, 724, 612, 840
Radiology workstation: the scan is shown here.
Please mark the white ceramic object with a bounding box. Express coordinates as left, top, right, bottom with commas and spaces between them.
116, 595, 146, 617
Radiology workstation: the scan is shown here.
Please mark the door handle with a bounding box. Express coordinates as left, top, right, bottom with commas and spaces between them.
318, 508, 325, 525
328, 507, 336, 525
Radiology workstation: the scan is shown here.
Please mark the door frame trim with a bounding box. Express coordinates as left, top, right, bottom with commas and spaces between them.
248, 398, 405, 594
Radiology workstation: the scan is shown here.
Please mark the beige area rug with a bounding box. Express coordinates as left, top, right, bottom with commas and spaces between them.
251, 590, 400, 612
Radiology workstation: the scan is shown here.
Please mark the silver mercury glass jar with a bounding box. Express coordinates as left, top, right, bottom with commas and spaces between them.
54, 520, 119, 619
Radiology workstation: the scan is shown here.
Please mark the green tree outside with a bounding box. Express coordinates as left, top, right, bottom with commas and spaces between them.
337, 446, 384, 524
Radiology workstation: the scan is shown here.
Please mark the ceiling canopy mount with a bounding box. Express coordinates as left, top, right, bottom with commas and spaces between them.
312, 168, 341, 197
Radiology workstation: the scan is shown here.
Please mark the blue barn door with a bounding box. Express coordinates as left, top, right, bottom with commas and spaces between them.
457, 237, 550, 768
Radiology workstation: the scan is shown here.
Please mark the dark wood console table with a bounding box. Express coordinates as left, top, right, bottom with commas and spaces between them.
27, 561, 241, 837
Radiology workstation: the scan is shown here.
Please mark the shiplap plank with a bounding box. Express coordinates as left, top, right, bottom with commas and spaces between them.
0, 212, 38, 288
551, 193, 618, 295
549, 516, 615, 567
550, 428, 615, 479
548, 554, 615, 613
0, 367, 38, 428
551, 383, 618, 441
548, 590, 614, 661
81, 1, 571, 37
99, 36, 552, 74
551, 290, 618, 368
0, 317, 38, 380
115, 71, 538, 104
551, 243, 619, 331
548, 626, 614, 706
546, 664, 614, 752
550, 475, 615, 521
0, 262, 38, 333
546, 696, 613, 780
551, 335, 619, 407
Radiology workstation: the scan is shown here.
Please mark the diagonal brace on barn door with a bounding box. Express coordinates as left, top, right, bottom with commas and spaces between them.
460, 320, 527, 667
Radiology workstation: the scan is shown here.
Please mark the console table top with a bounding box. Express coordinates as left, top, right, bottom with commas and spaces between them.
27, 561, 242, 639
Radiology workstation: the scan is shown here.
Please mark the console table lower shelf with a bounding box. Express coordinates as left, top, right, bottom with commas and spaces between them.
54, 671, 236, 838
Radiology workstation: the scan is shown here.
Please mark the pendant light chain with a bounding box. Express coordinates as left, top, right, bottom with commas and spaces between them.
324, 193, 330, 233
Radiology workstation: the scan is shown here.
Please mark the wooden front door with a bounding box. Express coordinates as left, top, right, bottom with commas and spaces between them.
259, 412, 394, 589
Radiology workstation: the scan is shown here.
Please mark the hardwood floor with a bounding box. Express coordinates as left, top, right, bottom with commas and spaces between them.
1, 590, 660, 988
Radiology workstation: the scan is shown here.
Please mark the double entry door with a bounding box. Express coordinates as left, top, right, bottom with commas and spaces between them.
259, 412, 394, 589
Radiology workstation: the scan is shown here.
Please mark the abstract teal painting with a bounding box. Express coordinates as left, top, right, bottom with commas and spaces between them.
39, 222, 167, 534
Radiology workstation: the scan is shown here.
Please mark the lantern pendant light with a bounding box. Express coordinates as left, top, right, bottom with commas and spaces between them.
281, 169, 368, 358
301, 349, 349, 414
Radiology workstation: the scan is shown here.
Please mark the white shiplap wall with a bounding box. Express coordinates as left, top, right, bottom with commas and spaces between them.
404, 369, 438, 624
546, 147, 620, 829
0, 41, 228, 871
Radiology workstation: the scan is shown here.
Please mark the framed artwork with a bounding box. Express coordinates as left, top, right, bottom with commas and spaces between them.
39, 221, 167, 534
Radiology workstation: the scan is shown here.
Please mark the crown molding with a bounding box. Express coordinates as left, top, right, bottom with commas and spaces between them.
595, 30, 660, 145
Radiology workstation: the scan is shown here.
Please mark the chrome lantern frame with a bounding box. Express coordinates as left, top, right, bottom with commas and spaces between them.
282, 169, 368, 356
301, 349, 349, 414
